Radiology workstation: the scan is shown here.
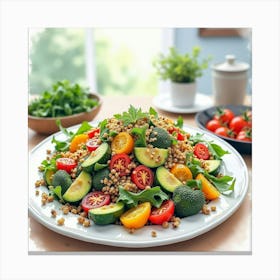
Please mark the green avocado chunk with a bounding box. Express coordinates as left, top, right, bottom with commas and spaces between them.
52, 170, 72, 194
172, 186, 205, 217
149, 127, 171, 149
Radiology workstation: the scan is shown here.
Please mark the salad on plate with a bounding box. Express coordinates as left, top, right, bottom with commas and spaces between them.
34, 106, 236, 234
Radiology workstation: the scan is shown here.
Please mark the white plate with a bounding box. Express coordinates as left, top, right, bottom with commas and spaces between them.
152, 93, 213, 114
29, 123, 248, 248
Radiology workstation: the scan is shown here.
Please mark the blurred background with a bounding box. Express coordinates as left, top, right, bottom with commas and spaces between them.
29, 28, 251, 97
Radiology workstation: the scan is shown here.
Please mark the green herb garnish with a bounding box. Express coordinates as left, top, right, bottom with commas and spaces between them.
114, 105, 149, 126
28, 80, 99, 117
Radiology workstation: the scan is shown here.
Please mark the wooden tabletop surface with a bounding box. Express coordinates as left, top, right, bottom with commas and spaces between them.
28, 95, 252, 252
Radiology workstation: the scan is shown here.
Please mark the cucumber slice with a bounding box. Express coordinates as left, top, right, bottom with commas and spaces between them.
82, 143, 111, 173
62, 171, 92, 203
134, 147, 168, 168
88, 202, 125, 225
156, 166, 182, 193
204, 160, 221, 175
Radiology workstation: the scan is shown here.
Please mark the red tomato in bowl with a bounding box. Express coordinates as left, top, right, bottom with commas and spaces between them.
206, 119, 222, 132
229, 116, 249, 134
131, 165, 154, 190
236, 129, 252, 142
149, 200, 175, 225
213, 108, 235, 124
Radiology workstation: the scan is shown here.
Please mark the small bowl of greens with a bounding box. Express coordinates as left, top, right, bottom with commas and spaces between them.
28, 80, 102, 135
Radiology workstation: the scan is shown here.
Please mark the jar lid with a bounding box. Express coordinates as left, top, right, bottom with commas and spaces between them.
212, 55, 249, 72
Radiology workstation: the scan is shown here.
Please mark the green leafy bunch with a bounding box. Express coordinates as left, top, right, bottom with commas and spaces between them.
28, 80, 99, 117
153, 46, 211, 83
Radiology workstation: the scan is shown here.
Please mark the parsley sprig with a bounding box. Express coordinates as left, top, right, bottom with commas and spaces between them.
114, 105, 149, 126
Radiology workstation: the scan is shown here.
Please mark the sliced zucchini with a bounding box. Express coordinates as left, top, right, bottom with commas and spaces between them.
155, 166, 182, 193
88, 202, 125, 225
81, 142, 111, 173
134, 147, 168, 168
204, 160, 221, 175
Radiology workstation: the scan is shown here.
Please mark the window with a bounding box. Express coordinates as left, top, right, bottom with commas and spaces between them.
29, 28, 174, 96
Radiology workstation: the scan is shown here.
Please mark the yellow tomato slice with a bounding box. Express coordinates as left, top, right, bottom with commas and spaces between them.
111, 132, 134, 154
170, 164, 193, 183
120, 202, 151, 229
69, 134, 89, 152
196, 173, 220, 200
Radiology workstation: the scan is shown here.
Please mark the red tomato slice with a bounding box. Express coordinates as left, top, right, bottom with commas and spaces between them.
109, 153, 131, 176
81, 191, 110, 213
193, 143, 210, 160
177, 132, 185, 141
56, 158, 77, 173
86, 138, 100, 152
131, 165, 154, 190
87, 128, 100, 138
149, 200, 175, 225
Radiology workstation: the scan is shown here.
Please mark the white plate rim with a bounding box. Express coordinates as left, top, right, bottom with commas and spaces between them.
152, 93, 213, 114
29, 123, 249, 249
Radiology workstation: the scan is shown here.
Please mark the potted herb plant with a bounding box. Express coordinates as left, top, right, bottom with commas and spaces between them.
153, 46, 211, 107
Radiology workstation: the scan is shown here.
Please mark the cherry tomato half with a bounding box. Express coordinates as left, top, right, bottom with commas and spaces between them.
213, 108, 235, 124
131, 165, 154, 190
177, 132, 185, 141
87, 128, 100, 138
206, 119, 222, 132
229, 116, 249, 134
86, 138, 100, 152
149, 200, 175, 225
56, 158, 77, 173
81, 191, 111, 213
193, 143, 210, 160
109, 153, 131, 176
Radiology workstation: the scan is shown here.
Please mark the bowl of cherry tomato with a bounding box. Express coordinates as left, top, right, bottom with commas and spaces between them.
195, 105, 252, 154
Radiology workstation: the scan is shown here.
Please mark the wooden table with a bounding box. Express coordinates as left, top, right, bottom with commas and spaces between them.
28, 96, 252, 252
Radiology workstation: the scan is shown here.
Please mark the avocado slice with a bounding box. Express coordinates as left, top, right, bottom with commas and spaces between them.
92, 168, 110, 191
134, 147, 168, 168
156, 166, 182, 192
62, 171, 92, 203
52, 170, 72, 194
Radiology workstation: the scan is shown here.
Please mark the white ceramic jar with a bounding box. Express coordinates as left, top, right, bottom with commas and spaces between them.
212, 55, 249, 105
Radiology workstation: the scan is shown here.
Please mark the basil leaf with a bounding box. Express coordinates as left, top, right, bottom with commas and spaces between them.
186, 179, 202, 190
51, 136, 69, 152
175, 116, 184, 128
131, 126, 147, 147
149, 107, 158, 118
52, 186, 64, 202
